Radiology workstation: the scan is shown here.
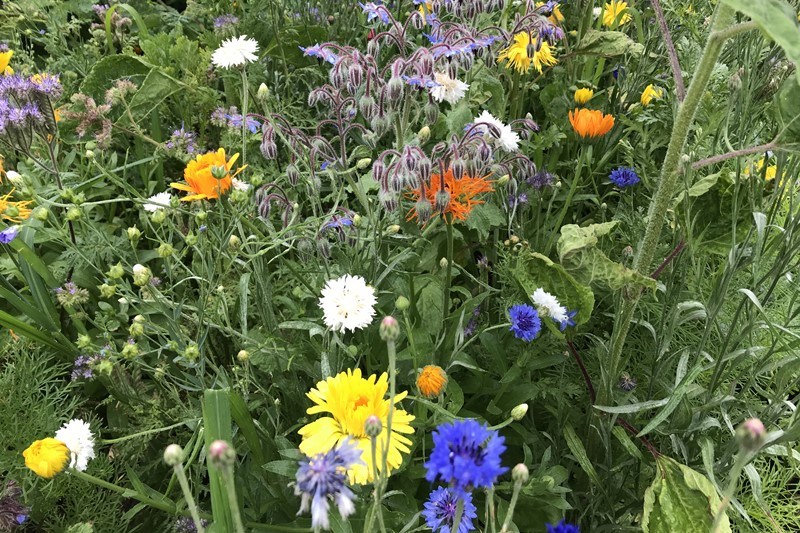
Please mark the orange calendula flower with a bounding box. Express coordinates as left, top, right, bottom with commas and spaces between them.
170, 148, 244, 201
568, 108, 615, 139
408, 169, 493, 223
23, 437, 69, 478
0, 190, 33, 222
416, 365, 448, 398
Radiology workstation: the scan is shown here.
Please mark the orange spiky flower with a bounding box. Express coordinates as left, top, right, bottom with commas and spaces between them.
407, 168, 493, 224
568, 108, 615, 139
0, 190, 32, 222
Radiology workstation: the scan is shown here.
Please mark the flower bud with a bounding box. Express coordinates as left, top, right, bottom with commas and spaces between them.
395, 295, 410, 311
195, 210, 208, 223
511, 403, 529, 421
286, 163, 300, 186
228, 234, 241, 249
387, 76, 404, 101
512, 463, 530, 484
66, 206, 82, 221
33, 206, 50, 221
352, 214, 362, 227
439, 257, 448, 269
257, 83, 270, 101
379, 316, 400, 342
237, 349, 249, 362
129, 321, 144, 338
365, 415, 382, 438
157, 243, 174, 258
121, 340, 140, 359
359, 94, 376, 120
208, 440, 236, 467
415, 196, 433, 224
132, 263, 151, 286
385, 224, 400, 235
185, 233, 198, 246
357, 158, 372, 170
737, 418, 766, 452
127, 226, 141, 242
424, 102, 439, 124
163, 444, 184, 466
184, 343, 200, 361
451, 157, 465, 179
85, 149, 95, 159
497, 174, 510, 186
416, 365, 448, 398
434, 190, 450, 213
151, 209, 167, 225
107, 262, 124, 280
76, 334, 92, 349
5, 170, 23, 185
417, 125, 431, 143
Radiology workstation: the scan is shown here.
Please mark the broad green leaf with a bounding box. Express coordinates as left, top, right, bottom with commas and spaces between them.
416, 277, 444, 337
558, 223, 657, 292
446, 100, 473, 136
510, 252, 594, 325
563, 424, 603, 488
263, 460, 300, 477
775, 78, 800, 143
573, 30, 644, 57
464, 203, 505, 240
672, 172, 721, 208
123, 68, 182, 122
66, 524, 94, 533
79, 55, 151, 100
203, 390, 233, 532
721, 0, 800, 85
643, 456, 731, 533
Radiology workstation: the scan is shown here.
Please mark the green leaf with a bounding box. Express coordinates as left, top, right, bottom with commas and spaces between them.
557, 223, 657, 292
637, 363, 704, 437
673, 172, 722, 208
464, 203, 505, 240
775, 78, 800, 143
66, 524, 94, 533
510, 252, 594, 325
446, 101, 473, 136
721, 0, 800, 85
263, 460, 300, 477
123, 68, 182, 122
202, 389, 233, 532
573, 30, 644, 57
230, 391, 274, 466
563, 424, 603, 488
416, 277, 443, 337
79, 55, 151, 100
594, 398, 670, 414
643, 456, 731, 533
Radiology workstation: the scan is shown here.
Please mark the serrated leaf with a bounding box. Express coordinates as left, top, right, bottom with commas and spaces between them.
511, 252, 594, 325
643, 456, 731, 533
446, 101, 473, 136
464, 203, 505, 240
721, 0, 800, 85
79, 55, 151, 100
573, 30, 644, 57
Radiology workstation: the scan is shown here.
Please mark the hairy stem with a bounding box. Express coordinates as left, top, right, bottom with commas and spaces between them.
651, 0, 686, 100
691, 141, 777, 170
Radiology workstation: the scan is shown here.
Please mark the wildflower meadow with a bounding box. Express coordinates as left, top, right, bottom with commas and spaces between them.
2, 0, 800, 531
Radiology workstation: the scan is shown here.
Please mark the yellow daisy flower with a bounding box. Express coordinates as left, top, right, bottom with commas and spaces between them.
498, 32, 558, 74
170, 148, 244, 202
298, 368, 415, 485
535, 1, 565, 24
640, 84, 663, 106
23, 438, 69, 478
574, 88, 594, 105
0, 49, 14, 76
602, 0, 632, 27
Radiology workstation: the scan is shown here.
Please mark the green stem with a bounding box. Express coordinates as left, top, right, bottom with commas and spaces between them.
450, 497, 464, 533
544, 145, 588, 255
603, 3, 736, 405
499, 479, 523, 533
711, 452, 748, 533
381, 337, 397, 472
221, 466, 246, 533
100, 420, 196, 444
174, 463, 205, 533
241, 68, 249, 165
440, 219, 454, 365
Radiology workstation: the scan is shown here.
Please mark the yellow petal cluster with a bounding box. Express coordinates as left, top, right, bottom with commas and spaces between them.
23, 438, 69, 478
171, 148, 243, 202
498, 32, 558, 74
603, 0, 632, 27
574, 88, 595, 105
640, 84, 663, 106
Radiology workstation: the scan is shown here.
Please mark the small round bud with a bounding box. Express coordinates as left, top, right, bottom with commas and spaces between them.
385, 224, 400, 235
121, 340, 140, 359
257, 82, 270, 101
380, 316, 400, 341
510, 403, 528, 421
132, 263, 151, 286
107, 263, 125, 280
76, 334, 92, 349
133, 314, 146, 323
417, 125, 431, 143
127, 226, 141, 242
395, 295, 410, 311
510, 235, 520, 245
85, 150, 95, 159
680, 154, 691, 165
208, 440, 236, 467
5, 170, 24, 185
512, 463, 530, 484
347, 345, 358, 357
185, 233, 198, 246
210, 165, 228, 180
151, 209, 167, 225
195, 210, 208, 223
737, 418, 766, 452
357, 158, 372, 170
157, 243, 174, 258
237, 349, 250, 362
33, 206, 50, 221
439, 257, 448, 268
66, 206, 82, 221
129, 321, 144, 338
352, 214, 362, 227
416, 365, 448, 398
228, 235, 241, 249
163, 444, 184, 466
365, 415, 382, 438
497, 174, 510, 185
184, 343, 200, 361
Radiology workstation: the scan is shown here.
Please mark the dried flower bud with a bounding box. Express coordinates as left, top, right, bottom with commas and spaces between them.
163, 444, 184, 466
511, 403, 528, 421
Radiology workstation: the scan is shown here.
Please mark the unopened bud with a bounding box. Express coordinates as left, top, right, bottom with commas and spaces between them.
417, 125, 431, 143
395, 295, 410, 311
33, 206, 50, 221
210, 165, 228, 179
127, 226, 141, 242
737, 418, 766, 452
237, 349, 250, 362
195, 210, 208, 223
107, 263, 125, 280
512, 463, 530, 484
66, 206, 82, 221
151, 209, 167, 225
129, 321, 144, 338
208, 440, 236, 467
5, 170, 23, 185
157, 243, 174, 258
357, 158, 372, 170
76, 334, 92, 349
511, 403, 528, 421
132, 263, 151, 286
228, 234, 241, 249
365, 415, 382, 438
163, 444, 184, 466
184, 343, 200, 361
380, 316, 400, 341
439, 257, 448, 268
121, 340, 140, 359
257, 83, 270, 101
497, 174, 510, 185
385, 224, 400, 235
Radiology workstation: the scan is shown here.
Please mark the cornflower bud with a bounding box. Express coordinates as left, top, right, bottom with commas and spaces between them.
132, 263, 151, 286
365, 415, 382, 438
163, 444, 184, 466
257, 83, 270, 101
511, 403, 529, 421
208, 440, 236, 467
66, 206, 82, 221
737, 418, 766, 452
151, 209, 167, 225
395, 295, 410, 311
512, 463, 530, 484
380, 316, 400, 342
417, 125, 431, 143
237, 349, 250, 362
127, 226, 141, 242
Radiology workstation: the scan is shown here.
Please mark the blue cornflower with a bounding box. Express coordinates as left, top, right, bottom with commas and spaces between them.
609, 166, 640, 188
547, 520, 580, 533
423, 487, 477, 533
556, 309, 577, 331
508, 304, 541, 342
0, 226, 19, 244
295, 439, 363, 531
425, 419, 507, 492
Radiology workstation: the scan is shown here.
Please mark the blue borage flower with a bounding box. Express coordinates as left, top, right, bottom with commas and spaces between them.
547, 520, 580, 533
226, 113, 261, 133
299, 44, 340, 65
425, 419, 507, 493
403, 75, 440, 89
359, 2, 391, 24
609, 166, 640, 188
0, 226, 19, 244
423, 487, 478, 533
294, 439, 363, 530
428, 35, 499, 59
508, 304, 541, 342
557, 309, 577, 331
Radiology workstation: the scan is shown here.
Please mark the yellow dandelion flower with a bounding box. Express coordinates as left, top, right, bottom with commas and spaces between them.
416, 365, 448, 398
0, 190, 33, 222
603, 0, 631, 27
0, 49, 13, 76
574, 88, 594, 105
498, 32, 558, 74
298, 368, 415, 485
170, 148, 244, 202
640, 84, 663, 106
23, 438, 69, 478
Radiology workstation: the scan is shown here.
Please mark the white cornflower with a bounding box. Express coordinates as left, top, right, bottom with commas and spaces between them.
430, 72, 469, 105
143, 191, 172, 212
232, 178, 252, 191
319, 274, 377, 333
592, 7, 602, 17
473, 110, 520, 152
211, 35, 259, 69
5, 170, 24, 185
55, 419, 96, 472
531, 288, 568, 323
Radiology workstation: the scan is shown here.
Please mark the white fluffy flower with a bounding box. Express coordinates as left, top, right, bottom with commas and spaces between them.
232, 178, 252, 191
5, 170, 24, 185
319, 274, 377, 333
211, 35, 259, 69
55, 419, 96, 472
531, 288, 568, 323
592, 7, 602, 17
473, 110, 520, 152
143, 191, 172, 212
430, 72, 469, 105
